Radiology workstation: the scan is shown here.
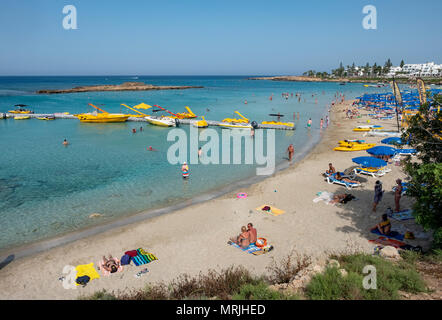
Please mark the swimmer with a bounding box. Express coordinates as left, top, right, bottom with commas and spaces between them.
147, 146, 158, 151
132, 128, 136, 133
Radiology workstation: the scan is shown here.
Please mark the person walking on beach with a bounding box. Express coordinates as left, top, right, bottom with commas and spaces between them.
287, 144, 295, 162
372, 180, 384, 212
394, 179, 403, 212
326, 115, 329, 127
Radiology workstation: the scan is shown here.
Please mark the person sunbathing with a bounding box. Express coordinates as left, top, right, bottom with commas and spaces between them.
229, 226, 250, 249
247, 223, 257, 246
330, 193, 347, 204
102, 255, 120, 273
326, 163, 336, 175
335, 172, 359, 184
371, 214, 391, 235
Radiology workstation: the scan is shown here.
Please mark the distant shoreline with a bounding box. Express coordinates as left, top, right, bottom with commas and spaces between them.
248, 75, 442, 85
36, 81, 203, 94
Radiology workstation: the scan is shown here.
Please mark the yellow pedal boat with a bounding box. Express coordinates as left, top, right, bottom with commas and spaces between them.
75, 103, 130, 123
192, 116, 208, 128
14, 115, 31, 120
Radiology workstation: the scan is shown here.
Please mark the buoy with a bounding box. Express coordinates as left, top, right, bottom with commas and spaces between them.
256, 238, 267, 248
237, 192, 248, 199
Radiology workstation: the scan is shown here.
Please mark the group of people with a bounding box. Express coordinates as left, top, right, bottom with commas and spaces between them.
229, 223, 257, 249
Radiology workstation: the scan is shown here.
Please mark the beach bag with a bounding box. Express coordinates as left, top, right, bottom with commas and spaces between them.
262, 206, 271, 211
120, 254, 132, 266
75, 275, 90, 286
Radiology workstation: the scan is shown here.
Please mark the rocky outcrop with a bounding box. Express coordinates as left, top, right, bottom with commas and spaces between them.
37, 81, 203, 94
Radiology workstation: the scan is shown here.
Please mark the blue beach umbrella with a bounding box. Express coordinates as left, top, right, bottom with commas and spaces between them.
366, 146, 397, 156
352, 156, 387, 168
381, 137, 404, 145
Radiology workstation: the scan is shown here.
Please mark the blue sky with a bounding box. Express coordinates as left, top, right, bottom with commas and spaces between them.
0, 0, 441, 75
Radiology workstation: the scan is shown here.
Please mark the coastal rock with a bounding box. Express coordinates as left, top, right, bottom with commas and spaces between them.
339, 269, 348, 277
36, 82, 203, 94
311, 264, 325, 274
380, 246, 400, 259
89, 213, 103, 218
327, 259, 340, 269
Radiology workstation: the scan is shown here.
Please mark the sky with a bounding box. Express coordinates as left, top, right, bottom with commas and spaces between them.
0, 0, 441, 76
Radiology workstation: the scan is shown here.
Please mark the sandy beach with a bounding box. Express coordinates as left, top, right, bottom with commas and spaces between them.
0, 99, 429, 300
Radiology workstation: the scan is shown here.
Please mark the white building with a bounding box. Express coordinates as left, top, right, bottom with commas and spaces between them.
400, 62, 442, 77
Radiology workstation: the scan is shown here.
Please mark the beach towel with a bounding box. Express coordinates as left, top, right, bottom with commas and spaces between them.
369, 237, 422, 252
255, 205, 285, 216
313, 191, 335, 204
98, 257, 124, 276
131, 248, 158, 266
370, 229, 404, 241
75, 263, 100, 286
229, 242, 262, 254
369, 237, 407, 249
388, 209, 414, 221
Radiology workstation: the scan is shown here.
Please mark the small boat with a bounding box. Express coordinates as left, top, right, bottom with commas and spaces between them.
145, 115, 176, 127
9, 104, 33, 114
75, 104, 130, 123
219, 122, 252, 129
261, 121, 294, 128
14, 115, 31, 120
261, 113, 294, 128
353, 125, 384, 132
37, 115, 55, 120
192, 116, 208, 128
175, 106, 197, 119
334, 143, 375, 151
222, 111, 250, 124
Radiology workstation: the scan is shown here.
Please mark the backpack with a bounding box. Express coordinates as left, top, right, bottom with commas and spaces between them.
75, 275, 90, 286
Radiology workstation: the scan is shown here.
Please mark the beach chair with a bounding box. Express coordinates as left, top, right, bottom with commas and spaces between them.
325, 173, 361, 189
353, 167, 391, 178
396, 149, 417, 156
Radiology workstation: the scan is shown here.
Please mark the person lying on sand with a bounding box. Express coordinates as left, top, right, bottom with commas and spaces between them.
335, 172, 358, 184
329, 193, 347, 205
371, 214, 391, 235
229, 226, 250, 249
102, 255, 120, 273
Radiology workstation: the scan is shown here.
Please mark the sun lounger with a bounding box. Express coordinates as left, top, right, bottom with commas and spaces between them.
396, 149, 417, 156
353, 167, 391, 178
325, 173, 361, 189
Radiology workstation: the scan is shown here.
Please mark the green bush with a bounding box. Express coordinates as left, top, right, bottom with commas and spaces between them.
232, 281, 299, 300
306, 254, 427, 300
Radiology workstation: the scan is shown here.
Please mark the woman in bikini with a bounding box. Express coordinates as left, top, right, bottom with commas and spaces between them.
230, 226, 250, 249
335, 172, 359, 184
102, 255, 120, 273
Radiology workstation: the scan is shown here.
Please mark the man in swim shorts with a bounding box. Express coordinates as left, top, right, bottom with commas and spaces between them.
247, 223, 257, 246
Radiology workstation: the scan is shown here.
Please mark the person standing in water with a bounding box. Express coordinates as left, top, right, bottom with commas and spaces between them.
181, 162, 189, 179
198, 147, 202, 158
62, 138, 69, 146
307, 118, 312, 128
320, 118, 323, 129
287, 144, 295, 162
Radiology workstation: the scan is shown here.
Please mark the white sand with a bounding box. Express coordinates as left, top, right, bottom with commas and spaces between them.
0, 100, 428, 299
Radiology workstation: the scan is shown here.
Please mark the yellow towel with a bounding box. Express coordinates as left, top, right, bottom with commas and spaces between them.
75, 263, 100, 285
256, 205, 285, 216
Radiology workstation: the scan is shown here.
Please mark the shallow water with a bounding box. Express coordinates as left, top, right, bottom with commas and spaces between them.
0, 76, 388, 251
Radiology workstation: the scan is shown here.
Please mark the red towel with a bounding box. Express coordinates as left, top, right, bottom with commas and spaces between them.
125, 250, 138, 257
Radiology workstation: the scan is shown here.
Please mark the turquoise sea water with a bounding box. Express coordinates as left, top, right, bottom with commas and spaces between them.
0, 76, 389, 252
